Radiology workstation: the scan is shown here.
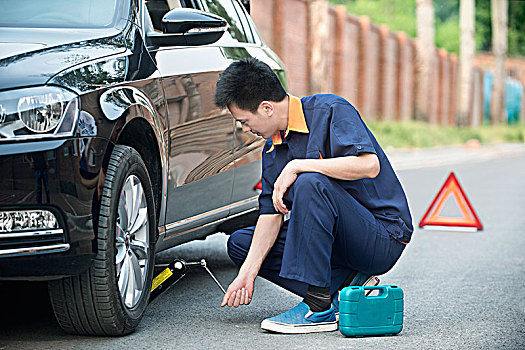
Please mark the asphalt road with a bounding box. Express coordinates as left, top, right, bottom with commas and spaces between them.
1, 151, 524, 349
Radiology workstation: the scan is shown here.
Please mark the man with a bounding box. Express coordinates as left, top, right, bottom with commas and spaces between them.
25, 151, 50, 204
215, 58, 413, 334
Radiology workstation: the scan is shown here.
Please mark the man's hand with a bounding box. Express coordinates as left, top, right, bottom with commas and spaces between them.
221, 273, 255, 308
272, 160, 299, 214
220, 215, 282, 309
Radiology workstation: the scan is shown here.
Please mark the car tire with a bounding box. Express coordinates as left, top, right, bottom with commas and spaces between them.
48, 145, 156, 336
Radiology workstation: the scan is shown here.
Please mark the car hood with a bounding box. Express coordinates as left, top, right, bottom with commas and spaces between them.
0, 27, 127, 91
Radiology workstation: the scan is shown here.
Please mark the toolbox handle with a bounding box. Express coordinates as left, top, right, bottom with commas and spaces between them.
362, 285, 388, 298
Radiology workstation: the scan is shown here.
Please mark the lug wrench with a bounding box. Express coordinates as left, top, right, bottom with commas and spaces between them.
199, 259, 227, 294
150, 258, 225, 302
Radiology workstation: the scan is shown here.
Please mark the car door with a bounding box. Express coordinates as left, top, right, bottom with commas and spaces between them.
144, 0, 235, 235
219, 0, 287, 215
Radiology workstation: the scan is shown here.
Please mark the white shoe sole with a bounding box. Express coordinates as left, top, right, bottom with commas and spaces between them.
260, 320, 338, 334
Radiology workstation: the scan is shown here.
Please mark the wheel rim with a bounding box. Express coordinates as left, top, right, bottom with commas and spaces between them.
115, 174, 150, 309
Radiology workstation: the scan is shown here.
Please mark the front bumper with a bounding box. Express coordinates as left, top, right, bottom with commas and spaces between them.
0, 137, 111, 280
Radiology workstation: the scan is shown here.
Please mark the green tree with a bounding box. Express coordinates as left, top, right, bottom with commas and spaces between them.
508, 0, 525, 56
331, 0, 416, 37
331, 0, 525, 57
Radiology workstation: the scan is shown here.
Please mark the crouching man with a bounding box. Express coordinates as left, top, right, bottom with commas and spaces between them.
215, 58, 413, 334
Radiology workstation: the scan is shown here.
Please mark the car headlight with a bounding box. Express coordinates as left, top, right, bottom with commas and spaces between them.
0, 86, 80, 140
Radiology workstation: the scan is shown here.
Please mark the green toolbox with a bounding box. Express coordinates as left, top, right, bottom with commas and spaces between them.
339, 285, 404, 337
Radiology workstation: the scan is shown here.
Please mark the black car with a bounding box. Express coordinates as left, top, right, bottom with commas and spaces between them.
0, 0, 285, 335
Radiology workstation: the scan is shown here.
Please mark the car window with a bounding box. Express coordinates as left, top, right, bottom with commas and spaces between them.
180, 0, 202, 8
0, 0, 121, 28
146, 0, 181, 32
231, 0, 254, 43
202, 0, 247, 43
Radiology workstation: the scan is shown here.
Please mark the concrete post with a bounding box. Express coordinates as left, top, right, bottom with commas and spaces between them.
358, 15, 372, 119
271, 0, 284, 60
250, 0, 273, 46
490, 0, 508, 124
429, 50, 439, 124
471, 67, 484, 126
334, 5, 347, 97
521, 71, 525, 125
415, 0, 435, 122
308, 0, 330, 94
457, 0, 475, 127
379, 24, 396, 121
449, 54, 459, 125
438, 49, 450, 126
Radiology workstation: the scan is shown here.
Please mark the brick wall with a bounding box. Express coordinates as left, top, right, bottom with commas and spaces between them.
250, 0, 524, 125
334, 9, 360, 105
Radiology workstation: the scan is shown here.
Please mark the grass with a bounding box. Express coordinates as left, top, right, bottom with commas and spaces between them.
365, 121, 525, 149
330, 0, 525, 57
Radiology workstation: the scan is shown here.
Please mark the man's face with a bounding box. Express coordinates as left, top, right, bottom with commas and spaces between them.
229, 102, 277, 139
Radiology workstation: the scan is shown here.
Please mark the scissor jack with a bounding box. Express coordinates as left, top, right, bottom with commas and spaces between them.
150, 258, 226, 302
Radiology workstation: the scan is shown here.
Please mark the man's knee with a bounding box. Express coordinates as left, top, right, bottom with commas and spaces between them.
226, 232, 242, 263
293, 173, 330, 192
226, 227, 253, 267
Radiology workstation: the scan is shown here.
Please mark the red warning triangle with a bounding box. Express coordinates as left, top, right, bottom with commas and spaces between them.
419, 172, 483, 230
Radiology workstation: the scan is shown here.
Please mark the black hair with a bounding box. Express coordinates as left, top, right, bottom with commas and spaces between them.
215, 58, 287, 113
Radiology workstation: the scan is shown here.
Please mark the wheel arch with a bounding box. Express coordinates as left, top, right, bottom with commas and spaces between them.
117, 117, 162, 225
99, 86, 166, 228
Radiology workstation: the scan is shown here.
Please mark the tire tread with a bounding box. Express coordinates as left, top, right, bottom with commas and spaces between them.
48, 145, 155, 336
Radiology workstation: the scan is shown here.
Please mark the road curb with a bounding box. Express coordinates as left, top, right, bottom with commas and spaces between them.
386, 143, 525, 171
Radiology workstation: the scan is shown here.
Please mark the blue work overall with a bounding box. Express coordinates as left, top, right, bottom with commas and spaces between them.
228, 94, 413, 299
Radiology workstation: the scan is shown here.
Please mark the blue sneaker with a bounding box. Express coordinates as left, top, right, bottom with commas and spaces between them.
260, 302, 337, 334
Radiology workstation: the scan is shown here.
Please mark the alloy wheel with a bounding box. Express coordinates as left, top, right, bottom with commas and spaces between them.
115, 174, 150, 309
